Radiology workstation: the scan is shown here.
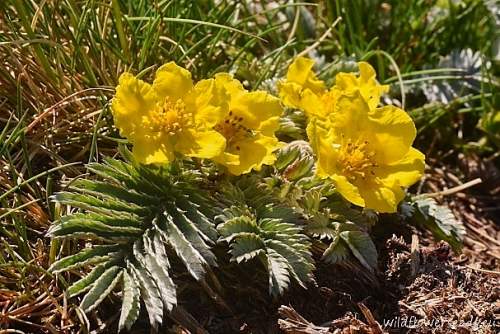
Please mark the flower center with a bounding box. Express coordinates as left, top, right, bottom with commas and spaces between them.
150, 98, 192, 135
214, 111, 253, 151
336, 137, 378, 181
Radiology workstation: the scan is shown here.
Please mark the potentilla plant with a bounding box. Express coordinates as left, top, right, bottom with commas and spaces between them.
49, 59, 440, 331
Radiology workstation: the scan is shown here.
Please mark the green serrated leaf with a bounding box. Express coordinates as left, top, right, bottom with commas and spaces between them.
259, 204, 299, 222
322, 236, 349, 264
218, 209, 312, 296
54, 192, 145, 217
118, 270, 141, 333
50, 157, 220, 330
57, 198, 140, 220
218, 216, 259, 241
117, 144, 134, 163
67, 261, 115, 298
409, 198, 465, 252
176, 197, 218, 242
306, 213, 338, 239
340, 231, 378, 270
157, 213, 207, 281
167, 203, 217, 266
144, 252, 177, 310
136, 232, 177, 311
49, 245, 122, 273
267, 249, 291, 297
80, 266, 122, 312
49, 219, 143, 239
129, 262, 163, 329
266, 239, 313, 287
152, 230, 171, 269
230, 234, 265, 263
86, 162, 134, 186
70, 179, 158, 207
59, 212, 142, 229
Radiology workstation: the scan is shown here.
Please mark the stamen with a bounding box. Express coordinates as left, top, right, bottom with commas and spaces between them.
336, 136, 378, 182
150, 97, 191, 135
214, 110, 254, 149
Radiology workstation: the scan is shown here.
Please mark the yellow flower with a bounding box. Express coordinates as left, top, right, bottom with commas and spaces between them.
312, 93, 425, 213
278, 57, 326, 116
213, 73, 283, 175
335, 62, 389, 110
278, 57, 389, 117
111, 62, 227, 164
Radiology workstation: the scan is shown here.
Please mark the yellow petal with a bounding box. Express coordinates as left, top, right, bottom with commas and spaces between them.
316, 147, 366, 207
331, 175, 365, 208
329, 93, 417, 164
231, 91, 283, 133
318, 88, 341, 117
286, 57, 326, 94
317, 154, 402, 212
356, 180, 405, 213
367, 105, 417, 164
358, 62, 389, 110
153, 62, 193, 100
306, 117, 331, 154
189, 78, 228, 128
111, 72, 157, 139
312, 137, 341, 178
330, 93, 372, 139
214, 73, 283, 133
347, 148, 423, 213
278, 81, 302, 109
335, 72, 358, 92
300, 89, 329, 117
358, 62, 377, 83
279, 57, 326, 112
222, 135, 280, 175
213, 151, 240, 166
175, 129, 226, 159
334, 62, 388, 110
131, 134, 174, 165
214, 73, 245, 99
278, 81, 327, 116
376, 147, 425, 187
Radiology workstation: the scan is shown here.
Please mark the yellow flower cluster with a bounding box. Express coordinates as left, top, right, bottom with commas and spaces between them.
111, 58, 424, 213
111, 62, 282, 175
279, 57, 425, 213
